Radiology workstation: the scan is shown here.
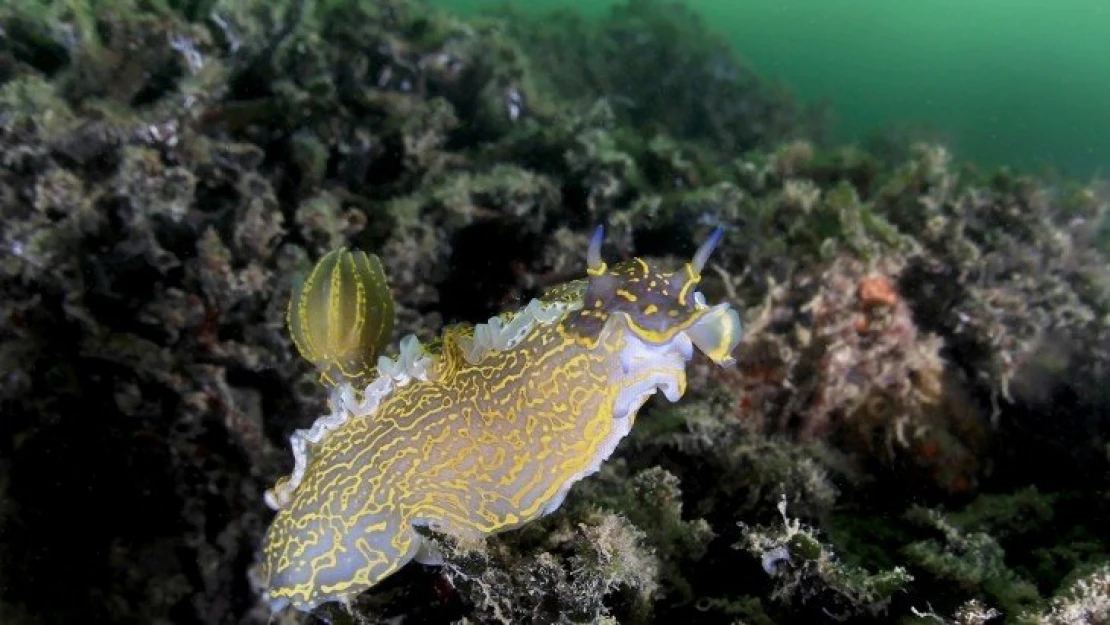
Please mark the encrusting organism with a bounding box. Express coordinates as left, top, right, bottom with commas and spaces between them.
258, 226, 744, 612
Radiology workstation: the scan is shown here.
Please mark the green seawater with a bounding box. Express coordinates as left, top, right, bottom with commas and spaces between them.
434, 0, 1110, 177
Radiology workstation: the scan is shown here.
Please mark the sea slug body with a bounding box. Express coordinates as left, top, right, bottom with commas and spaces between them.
259, 226, 743, 613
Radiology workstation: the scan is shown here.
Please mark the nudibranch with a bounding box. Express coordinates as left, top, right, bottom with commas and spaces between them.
259, 227, 743, 612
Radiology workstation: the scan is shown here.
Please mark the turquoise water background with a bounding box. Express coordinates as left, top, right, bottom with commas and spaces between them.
435, 0, 1110, 178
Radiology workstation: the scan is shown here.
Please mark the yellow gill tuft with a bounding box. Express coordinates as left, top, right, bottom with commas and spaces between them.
287, 247, 395, 386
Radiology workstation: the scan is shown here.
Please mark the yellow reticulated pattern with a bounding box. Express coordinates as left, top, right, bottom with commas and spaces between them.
261, 321, 631, 610
287, 248, 395, 387
260, 227, 743, 613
